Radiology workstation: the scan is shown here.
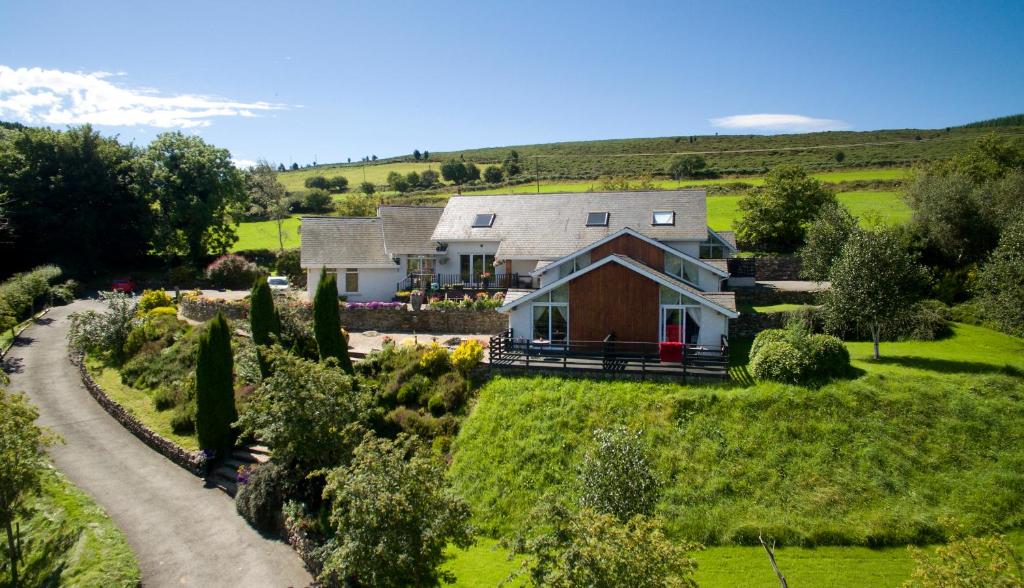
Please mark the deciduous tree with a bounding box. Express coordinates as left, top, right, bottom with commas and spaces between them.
0, 389, 58, 588
976, 216, 1024, 337
577, 426, 660, 522
667, 154, 706, 181
823, 226, 928, 359
387, 171, 410, 193
320, 433, 474, 587
246, 161, 289, 251
359, 181, 376, 196
483, 165, 503, 184
735, 165, 836, 252
799, 202, 858, 281
441, 159, 468, 187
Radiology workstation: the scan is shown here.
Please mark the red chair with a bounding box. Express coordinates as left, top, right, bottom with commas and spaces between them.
659, 341, 683, 363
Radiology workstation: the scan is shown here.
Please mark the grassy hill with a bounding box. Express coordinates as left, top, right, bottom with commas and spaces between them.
449, 324, 1024, 545
283, 125, 1024, 185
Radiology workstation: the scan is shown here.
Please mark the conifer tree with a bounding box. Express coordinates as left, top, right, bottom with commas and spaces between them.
195, 313, 237, 452
313, 269, 354, 374
249, 276, 279, 378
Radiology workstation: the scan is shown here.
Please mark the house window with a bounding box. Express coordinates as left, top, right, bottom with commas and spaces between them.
664, 254, 699, 286
586, 212, 609, 226
557, 252, 591, 279
460, 254, 495, 282
344, 268, 359, 293
652, 211, 675, 226
532, 286, 569, 342
472, 213, 495, 228
407, 257, 436, 275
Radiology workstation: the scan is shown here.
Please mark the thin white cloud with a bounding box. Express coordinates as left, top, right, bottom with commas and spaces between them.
232, 158, 258, 169
0, 65, 285, 129
710, 113, 849, 132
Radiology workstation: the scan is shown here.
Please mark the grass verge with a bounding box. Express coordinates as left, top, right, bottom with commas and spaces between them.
85, 355, 199, 451
9, 465, 139, 587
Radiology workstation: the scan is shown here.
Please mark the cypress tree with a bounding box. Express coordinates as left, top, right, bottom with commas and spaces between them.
313, 270, 354, 374
195, 313, 238, 452
249, 276, 280, 378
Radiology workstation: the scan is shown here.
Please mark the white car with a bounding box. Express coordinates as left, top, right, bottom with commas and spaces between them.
267, 275, 290, 291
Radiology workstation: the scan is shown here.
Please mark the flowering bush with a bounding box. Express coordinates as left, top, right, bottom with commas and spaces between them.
451, 340, 484, 374
205, 254, 261, 289
137, 289, 175, 315
418, 343, 451, 375
427, 291, 504, 311
345, 301, 406, 310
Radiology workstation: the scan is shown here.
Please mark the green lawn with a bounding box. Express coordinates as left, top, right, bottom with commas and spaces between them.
443, 530, 1024, 587
277, 161, 443, 193
14, 466, 140, 587
233, 214, 302, 251
85, 355, 199, 451
707, 190, 909, 231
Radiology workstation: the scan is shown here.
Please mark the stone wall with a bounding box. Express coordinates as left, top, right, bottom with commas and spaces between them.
732, 285, 819, 307
179, 297, 249, 321
339, 307, 506, 334
754, 256, 803, 280
730, 312, 786, 339
73, 353, 208, 476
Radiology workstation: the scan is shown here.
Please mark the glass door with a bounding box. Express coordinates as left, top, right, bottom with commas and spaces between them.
660, 305, 685, 343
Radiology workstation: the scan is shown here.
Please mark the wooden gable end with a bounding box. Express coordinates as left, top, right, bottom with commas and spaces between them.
590, 233, 665, 270
568, 262, 659, 343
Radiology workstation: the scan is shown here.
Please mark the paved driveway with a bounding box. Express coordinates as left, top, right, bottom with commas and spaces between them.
3, 301, 312, 588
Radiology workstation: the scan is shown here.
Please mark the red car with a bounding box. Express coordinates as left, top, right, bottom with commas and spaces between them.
111, 277, 137, 293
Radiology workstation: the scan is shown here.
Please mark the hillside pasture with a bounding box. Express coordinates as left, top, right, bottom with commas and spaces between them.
277, 161, 442, 193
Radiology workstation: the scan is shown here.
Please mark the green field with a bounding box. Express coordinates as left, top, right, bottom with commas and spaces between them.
277, 161, 442, 192
14, 466, 140, 587
233, 214, 302, 251
86, 356, 199, 451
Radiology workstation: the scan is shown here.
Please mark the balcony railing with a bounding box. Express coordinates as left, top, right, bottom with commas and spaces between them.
397, 273, 523, 293
488, 331, 730, 382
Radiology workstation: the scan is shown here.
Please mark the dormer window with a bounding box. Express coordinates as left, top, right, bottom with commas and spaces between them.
472, 213, 495, 228
652, 211, 675, 226
586, 211, 609, 227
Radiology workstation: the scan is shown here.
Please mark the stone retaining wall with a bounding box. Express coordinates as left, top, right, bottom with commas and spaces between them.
730, 312, 787, 339
179, 297, 249, 322
337, 307, 506, 334
72, 353, 208, 476
755, 256, 803, 280
732, 286, 819, 307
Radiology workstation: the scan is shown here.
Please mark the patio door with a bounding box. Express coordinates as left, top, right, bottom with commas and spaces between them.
460, 254, 495, 283
660, 305, 701, 345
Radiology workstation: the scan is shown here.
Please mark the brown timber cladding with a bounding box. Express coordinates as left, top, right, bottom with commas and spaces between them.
568, 262, 659, 343
590, 234, 665, 269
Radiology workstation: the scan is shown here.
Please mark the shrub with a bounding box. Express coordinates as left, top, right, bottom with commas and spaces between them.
418, 343, 450, 376
313, 272, 354, 374
205, 254, 261, 289
250, 276, 280, 378
452, 338, 483, 374
904, 534, 1024, 587
170, 402, 196, 434
904, 300, 953, 341
274, 250, 305, 288
147, 306, 178, 317
195, 313, 237, 452
167, 265, 197, 287
236, 461, 285, 534
749, 341, 809, 384
577, 426, 660, 522
749, 328, 787, 360
433, 372, 469, 413
304, 175, 329, 190
137, 289, 175, 315
67, 291, 138, 362
49, 279, 78, 305
0, 265, 63, 320
303, 189, 333, 213
152, 386, 184, 411
327, 176, 349, 192
802, 334, 851, 381
397, 374, 432, 406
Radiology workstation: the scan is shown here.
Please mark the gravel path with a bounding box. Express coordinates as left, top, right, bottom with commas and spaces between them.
3, 300, 312, 587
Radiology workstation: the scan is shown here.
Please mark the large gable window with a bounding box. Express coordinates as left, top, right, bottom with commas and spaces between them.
586, 211, 609, 227
652, 211, 675, 226
532, 285, 568, 343
472, 213, 495, 228
664, 253, 699, 285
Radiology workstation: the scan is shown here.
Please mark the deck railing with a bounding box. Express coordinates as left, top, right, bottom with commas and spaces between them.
397, 273, 522, 293
488, 330, 730, 381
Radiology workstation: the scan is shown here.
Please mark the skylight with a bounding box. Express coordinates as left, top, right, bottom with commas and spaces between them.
472, 213, 495, 228
586, 211, 609, 227
652, 211, 675, 226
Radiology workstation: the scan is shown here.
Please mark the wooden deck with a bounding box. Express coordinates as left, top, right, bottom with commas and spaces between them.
488, 331, 730, 382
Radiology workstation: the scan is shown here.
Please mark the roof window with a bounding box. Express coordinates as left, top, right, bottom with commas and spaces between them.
472, 213, 495, 228
585, 211, 609, 227
652, 211, 675, 226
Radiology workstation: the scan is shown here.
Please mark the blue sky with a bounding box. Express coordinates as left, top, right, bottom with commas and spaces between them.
1, 0, 1021, 166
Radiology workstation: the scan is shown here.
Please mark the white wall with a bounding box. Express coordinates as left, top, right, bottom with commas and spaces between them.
506, 304, 532, 339
663, 240, 701, 258
697, 311, 729, 346
305, 267, 402, 301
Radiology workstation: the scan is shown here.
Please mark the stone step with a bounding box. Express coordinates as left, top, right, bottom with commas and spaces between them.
208, 468, 238, 497
232, 449, 270, 465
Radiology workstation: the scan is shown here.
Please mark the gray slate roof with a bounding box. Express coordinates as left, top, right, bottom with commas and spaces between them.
379, 206, 445, 255
300, 217, 392, 267
431, 191, 709, 260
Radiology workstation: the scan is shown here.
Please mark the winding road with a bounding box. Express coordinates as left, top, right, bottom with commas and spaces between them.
3, 301, 312, 587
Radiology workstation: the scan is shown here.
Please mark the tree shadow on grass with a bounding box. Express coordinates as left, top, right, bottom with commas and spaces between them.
868, 355, 1023, 376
